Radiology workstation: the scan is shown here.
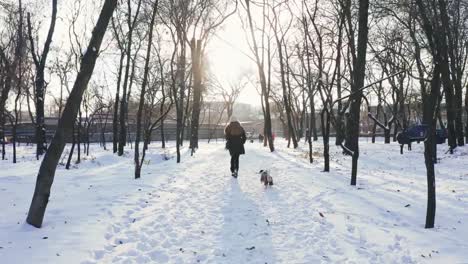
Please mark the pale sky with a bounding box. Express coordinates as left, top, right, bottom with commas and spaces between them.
12, 0, 272, 109
205, 9, 260, 106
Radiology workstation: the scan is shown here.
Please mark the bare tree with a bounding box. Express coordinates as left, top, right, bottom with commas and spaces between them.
26, 0, 57, 158
51, 53, 73, 118
212, 72, 250, 120
1, 0, 25, 161
11, 0, 25, 164
118, 0, 143, 156
342, 0, 370, 186
267, 1, 297, 148
242, 0, 275, 151
135, 0, 159, 179
188, 0, 238, 154
26, 0, 118, 228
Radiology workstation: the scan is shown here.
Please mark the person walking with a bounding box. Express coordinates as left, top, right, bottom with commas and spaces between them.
224, 116, 246, 178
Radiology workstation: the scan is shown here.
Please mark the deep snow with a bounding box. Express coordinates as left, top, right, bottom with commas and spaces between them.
0, 138, 466, 264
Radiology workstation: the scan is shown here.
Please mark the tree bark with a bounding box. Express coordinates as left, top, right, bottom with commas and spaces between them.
26, 0, 117, 228
65, 123, 75, 170
189, 39, 203, 152
118, 0, 142, 156
321, 109, 330, 172
134, 0, 158, 179
276, 35, 297, 149
11, 0, 25, 163
175, 43, 186, 162
344, 0, 370, 186
26, 0, 58, 158
422, 64, 440, 229
244, 0, 274, 152
112, 49, 124, 153
414, 0, 444, 228
77, 109, 82, 163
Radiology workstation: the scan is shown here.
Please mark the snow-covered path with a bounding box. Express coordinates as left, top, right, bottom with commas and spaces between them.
1, 140, 467, 263
84, 144, 280, 263
87, 144, 347, 264
80, 141, 463, 264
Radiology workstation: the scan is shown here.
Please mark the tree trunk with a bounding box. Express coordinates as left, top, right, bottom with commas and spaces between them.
66, 124, 75, 170
86, 124, 90, 156
0, 71, 12, 161
321, 109, 330, 172
12, 0, 24, 163
465, 91, 468, 143
26, 0, 58, 158
160, 121, 165, 148
189, 39, 203, 152
384, 128, 391, 144
118, 0, 142, 156
77, 109, 81, 163
134, 0, 157, 179
384, 113, 391, 144
345, 0, 369, 186
454, 83, 464, 146
101, 110, 109, 150
11, 117, 17, 163
335, 114, 344, 145
1, 120, 5, 160
422, 63, 440, 229
244, 0, 274, 152
26, 0, 117, 228
311, 102, 318, 141
175, 42, 187, 163
112, 50, 124, 153
371, 105, 379, 143
442, 78, 457, 150
118, 51, 131, 155
181, 81, 191, 147
276, 36, 297, 149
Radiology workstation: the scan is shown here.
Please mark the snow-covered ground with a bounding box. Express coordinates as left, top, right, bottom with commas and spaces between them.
0, 138, 466, 264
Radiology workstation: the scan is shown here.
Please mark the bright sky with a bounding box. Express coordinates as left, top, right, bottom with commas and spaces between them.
206, 13, 260, 106
12, 0, 264, 109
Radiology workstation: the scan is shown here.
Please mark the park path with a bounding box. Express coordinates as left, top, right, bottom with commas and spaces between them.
81, 141, 417, 264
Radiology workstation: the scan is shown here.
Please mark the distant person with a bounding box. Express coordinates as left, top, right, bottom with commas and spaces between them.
258, 133, 264, 143
224, 116, 246, 178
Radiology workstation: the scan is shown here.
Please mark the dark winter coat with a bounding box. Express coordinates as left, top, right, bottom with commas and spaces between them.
225, 121, 246, 156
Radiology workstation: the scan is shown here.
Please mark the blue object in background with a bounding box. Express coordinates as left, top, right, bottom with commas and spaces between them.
397, 125, 447, 145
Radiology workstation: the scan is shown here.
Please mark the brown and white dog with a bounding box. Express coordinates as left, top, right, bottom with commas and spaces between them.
259, 170, 273, 186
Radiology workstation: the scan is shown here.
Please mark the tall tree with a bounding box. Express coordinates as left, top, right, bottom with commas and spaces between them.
242, 0, 275, 152
134, 0, 159, 179
26, 0, 58, 159
188, 1, 237, 153
111, 17, 126, 154
12, 0, 25, 164
268, 1, 297, 149
0, 1, 23, 161
118, 0, 142, 156
26, 0, 118, 228
343, 0, 370, 186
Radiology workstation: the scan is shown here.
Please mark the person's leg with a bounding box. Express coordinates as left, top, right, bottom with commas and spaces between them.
235, 154, 240, 173
230, 155, 235, 173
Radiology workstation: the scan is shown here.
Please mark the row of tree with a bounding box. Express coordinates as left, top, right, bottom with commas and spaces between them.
239, 0, 468, 229
1, 0, 467, 229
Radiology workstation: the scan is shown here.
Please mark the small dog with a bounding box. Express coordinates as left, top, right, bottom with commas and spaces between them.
259, 170, 273, 186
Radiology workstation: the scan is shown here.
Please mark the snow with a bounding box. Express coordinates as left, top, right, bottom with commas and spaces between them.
0, 139, 467, 263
